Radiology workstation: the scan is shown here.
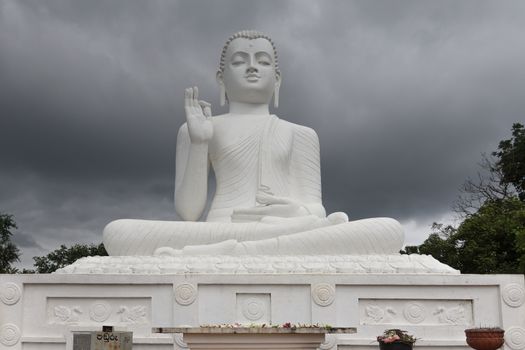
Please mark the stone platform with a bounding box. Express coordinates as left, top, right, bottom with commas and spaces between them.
55, 255, 459, 275
1, 268, 524, 350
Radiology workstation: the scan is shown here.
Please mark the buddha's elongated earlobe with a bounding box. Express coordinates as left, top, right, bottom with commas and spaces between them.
216, 71, 227, 106
220, 84, 226, 106
273, 72, 281, 108
273, 85, 279, 108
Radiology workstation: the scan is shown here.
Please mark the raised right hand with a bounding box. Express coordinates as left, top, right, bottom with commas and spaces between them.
185, 86, 213, 143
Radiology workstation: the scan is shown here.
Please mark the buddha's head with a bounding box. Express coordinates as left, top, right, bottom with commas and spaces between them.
217, 30, 281, 107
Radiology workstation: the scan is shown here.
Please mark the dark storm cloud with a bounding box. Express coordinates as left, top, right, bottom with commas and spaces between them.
12, 230, 41, 249
1, 0, 524, 267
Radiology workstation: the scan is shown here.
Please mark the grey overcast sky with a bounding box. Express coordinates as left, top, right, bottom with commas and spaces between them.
1, 0, 524, 269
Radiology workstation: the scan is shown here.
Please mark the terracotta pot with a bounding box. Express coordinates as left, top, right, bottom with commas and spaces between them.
379, 342, 413, 350
465, 328, 505, 350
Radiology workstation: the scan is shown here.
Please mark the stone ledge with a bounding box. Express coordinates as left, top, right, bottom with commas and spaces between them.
56, 254, 459, 275
153, 327, 355, 334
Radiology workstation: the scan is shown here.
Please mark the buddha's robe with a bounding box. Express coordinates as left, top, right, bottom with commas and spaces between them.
103, 115, 404, 256
203, 115, 324, 221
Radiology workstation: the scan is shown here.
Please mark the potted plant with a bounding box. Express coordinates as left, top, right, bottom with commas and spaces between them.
464, 327, 504, 350
377, 329, 416, 349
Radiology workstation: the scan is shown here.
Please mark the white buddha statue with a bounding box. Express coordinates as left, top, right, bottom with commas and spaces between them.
103, 30, 405, 256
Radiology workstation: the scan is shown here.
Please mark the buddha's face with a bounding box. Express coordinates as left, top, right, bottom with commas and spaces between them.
218, 37, 280, 105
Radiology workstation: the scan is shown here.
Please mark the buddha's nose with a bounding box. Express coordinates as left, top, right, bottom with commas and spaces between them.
246, 59, 258, 73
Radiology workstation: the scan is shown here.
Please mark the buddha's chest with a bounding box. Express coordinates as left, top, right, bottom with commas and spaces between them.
209, 118, 293, 169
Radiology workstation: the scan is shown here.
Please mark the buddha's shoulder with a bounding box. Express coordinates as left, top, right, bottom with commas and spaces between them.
276, 118, 319, 139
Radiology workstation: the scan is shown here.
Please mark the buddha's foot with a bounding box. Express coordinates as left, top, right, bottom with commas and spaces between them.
154, 239, 238, 256
327, 212, 348, 224
154, 247, 182, 256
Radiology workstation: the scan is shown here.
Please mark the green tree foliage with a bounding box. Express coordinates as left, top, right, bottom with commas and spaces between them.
408, 123, 525, 274
455, 198, 525, 273
33, 243, 107, 273
419, 224, 460, 269
0, 213, 20, 273
494, 123, 525, 200
402, 223, 460, 269
407, 199, 525, 274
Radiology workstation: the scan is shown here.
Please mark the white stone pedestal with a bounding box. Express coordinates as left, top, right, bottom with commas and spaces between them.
1, 271, 524, 350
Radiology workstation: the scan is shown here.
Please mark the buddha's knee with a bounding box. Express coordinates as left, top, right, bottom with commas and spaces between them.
103, 219, 133, 238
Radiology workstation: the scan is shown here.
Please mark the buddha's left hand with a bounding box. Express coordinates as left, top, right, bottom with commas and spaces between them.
231, 192, 310, 222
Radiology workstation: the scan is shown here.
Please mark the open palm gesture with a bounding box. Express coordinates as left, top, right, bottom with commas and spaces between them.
185, 86, 213, 143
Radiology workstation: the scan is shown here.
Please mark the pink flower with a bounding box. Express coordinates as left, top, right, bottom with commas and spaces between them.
383, 335, 400, 343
